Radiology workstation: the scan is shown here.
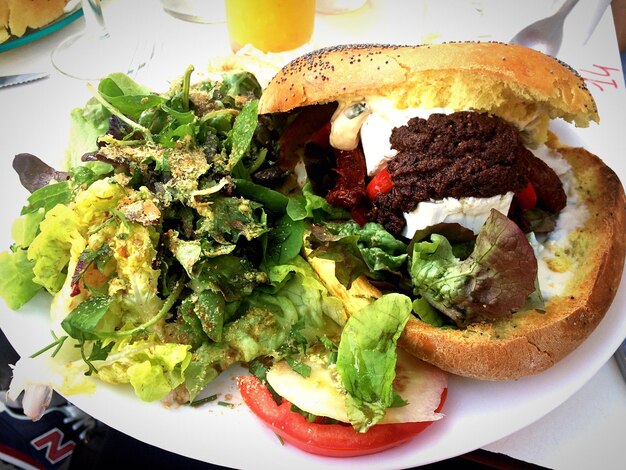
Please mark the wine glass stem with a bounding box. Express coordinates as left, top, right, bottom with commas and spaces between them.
83, 0, 108, 38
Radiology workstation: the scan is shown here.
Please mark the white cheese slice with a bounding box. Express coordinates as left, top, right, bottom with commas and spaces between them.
266, 349, 446, 425
529, 144, 588, 299
402, 193, 515, 237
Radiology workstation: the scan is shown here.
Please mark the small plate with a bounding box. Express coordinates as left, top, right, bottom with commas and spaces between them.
0, 7, 83, 54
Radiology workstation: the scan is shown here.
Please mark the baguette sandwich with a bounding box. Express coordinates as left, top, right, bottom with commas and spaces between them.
258, 42, 626, 380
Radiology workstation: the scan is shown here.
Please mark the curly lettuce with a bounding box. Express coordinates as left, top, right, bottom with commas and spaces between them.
410, 209, 538, 325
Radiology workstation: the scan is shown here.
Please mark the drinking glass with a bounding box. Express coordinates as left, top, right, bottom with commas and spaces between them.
51, 0, 153, 80
225, 0, 315, 53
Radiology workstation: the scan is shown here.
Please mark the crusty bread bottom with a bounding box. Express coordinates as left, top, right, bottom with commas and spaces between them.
399, 144, 626, 380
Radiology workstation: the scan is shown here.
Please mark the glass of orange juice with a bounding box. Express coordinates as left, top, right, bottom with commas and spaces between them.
225, 0, 316, 53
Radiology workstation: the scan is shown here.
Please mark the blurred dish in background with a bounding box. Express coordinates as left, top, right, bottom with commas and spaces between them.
0, 0, 82, 53
160, 0, 226, 24
225, 0, 315, 53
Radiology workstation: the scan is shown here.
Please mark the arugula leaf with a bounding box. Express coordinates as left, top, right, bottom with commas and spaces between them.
196, 196, 268, 247
88, 340, 114, 362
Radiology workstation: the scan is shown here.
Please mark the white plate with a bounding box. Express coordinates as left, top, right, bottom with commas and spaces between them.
1, 239, 626, 469
1, 1, 625, 464
1, 121, 625, 470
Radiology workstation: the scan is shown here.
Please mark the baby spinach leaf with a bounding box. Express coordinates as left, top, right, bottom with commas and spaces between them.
61, 296, 113, 341
70, 161, 114, 188
20, 181, 71, 215
233, 178, 289, 213
190, 254, 268, 302
220, 71, 262, 99
98, 77, 165, 120
266, 214, 304, 266
182, 290, 226, 343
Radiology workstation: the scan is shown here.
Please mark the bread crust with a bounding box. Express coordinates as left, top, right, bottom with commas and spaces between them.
259, 42, 599, 145
275, 43, 623, 380
398, 144, 626, 380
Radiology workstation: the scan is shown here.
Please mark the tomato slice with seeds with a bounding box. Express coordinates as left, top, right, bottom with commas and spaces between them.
237, 375, 447, 458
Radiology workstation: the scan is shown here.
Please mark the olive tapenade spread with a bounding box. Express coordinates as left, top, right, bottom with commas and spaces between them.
369, 111, 565, 236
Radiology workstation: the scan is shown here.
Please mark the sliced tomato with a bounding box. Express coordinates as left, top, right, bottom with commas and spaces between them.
366, 168, 393, 201
237, 375, 447, 458
515, 182, 538, 211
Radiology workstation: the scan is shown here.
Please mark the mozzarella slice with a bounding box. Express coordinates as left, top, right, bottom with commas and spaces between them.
359, 103, 452, 177
360, 113, 399, 176
266, 349, 447, 425
402, 193, 515, 237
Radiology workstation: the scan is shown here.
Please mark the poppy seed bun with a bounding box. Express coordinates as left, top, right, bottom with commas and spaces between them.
258, 42, 599, 145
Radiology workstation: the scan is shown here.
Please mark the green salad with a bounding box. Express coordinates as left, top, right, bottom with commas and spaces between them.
0, 66, 422, 432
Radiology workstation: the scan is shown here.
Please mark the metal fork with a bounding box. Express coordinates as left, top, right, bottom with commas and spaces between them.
509, 0, 580, 56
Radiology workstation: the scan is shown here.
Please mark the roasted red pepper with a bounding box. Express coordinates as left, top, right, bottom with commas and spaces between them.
515, 182, 538, 211
366, 168, 393, 201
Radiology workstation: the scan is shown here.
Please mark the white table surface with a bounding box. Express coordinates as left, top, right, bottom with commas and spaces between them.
1, 1, 625, 469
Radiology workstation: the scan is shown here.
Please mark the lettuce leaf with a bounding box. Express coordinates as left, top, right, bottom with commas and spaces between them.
27, 204, 83, 294
95, 340, 192, 402
183, 256, 342, 400
336, 293, 412, 432
0, 209, 48, 309
410, 209, 538, 325
0, 249, 41, 309
308, 220, 407, 288
66, 99, 111, 168
287, 182, 349, 222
